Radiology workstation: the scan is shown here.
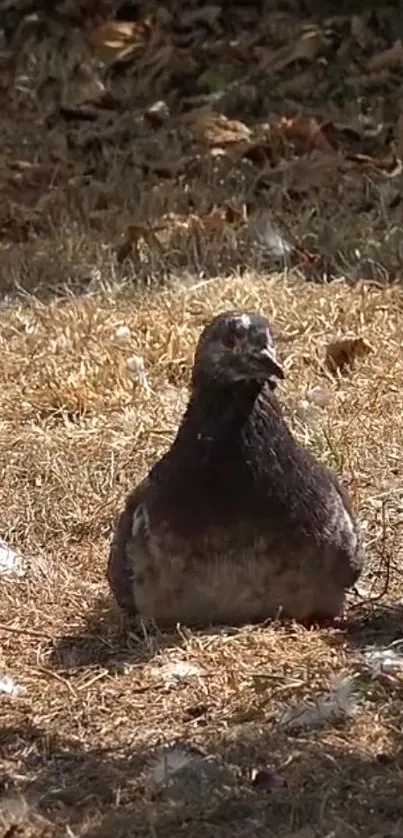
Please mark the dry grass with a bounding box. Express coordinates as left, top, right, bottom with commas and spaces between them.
1, 272, 403, 838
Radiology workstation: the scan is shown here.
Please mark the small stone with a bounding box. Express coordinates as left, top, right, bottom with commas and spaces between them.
127, 355, 150, 391
145, 100, 170, 126
151, 661, 203, 689
306, 386, 330, 407
115, 324, 131, 342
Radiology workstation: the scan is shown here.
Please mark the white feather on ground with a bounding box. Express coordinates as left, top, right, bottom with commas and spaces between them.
147, 743, 238, 805
363, 639, 403, 675
0, 541, 26, 577
278, 675, 361, 730
0, 676, 26, 697
150, 660, 204, 689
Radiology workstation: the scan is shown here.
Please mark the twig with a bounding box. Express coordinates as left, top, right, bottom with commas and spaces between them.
28, 666, 77, 698
0, 622, 54, 640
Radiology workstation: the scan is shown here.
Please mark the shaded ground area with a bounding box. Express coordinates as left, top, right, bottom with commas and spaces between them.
1, 0, 403, 297
0, 275, 402, 836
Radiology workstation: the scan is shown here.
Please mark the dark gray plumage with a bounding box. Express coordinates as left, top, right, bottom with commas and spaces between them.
107, 311, 364, 628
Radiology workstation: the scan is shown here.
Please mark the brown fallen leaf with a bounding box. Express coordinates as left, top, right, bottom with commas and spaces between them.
278, 116, 335, 154
88, 19, 150, 62
163, 206, 245, 243
117, 205, 247, 261
366, 39, 403, 74
325, 336, 373, 374
118, 213, 199, 261
345, 153, 403, 176
189, 111, 252, 146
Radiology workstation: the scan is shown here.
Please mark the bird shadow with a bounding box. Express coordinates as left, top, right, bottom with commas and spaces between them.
47, 596, 186, 673
48, 597, 306, 674
341, 600, 403, 649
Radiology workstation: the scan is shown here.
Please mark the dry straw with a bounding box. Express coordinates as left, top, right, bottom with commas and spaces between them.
0, 273, 402, 837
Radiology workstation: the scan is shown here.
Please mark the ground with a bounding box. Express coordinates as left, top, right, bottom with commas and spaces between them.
1, 2, 403, 837
1, 277, 403, 838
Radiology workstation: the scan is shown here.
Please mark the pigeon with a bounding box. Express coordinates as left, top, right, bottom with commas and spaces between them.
107, 311, 364, 628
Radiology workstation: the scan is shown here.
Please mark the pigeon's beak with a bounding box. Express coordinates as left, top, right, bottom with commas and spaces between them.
258, 346, 284, 380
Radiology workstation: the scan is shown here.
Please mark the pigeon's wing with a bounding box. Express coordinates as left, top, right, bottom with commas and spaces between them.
107, 476, 150, 616
319, 464, 365, 585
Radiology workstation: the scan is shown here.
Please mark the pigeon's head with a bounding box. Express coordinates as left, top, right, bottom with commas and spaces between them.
192, 311, 284, 389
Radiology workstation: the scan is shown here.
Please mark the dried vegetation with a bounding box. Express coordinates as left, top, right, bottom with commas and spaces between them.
2, 0, 403, 291
0, 275, 403, 838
